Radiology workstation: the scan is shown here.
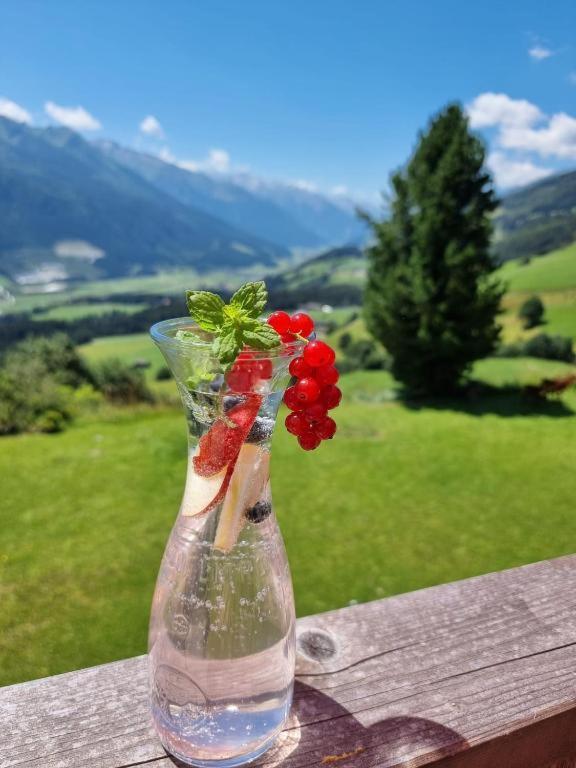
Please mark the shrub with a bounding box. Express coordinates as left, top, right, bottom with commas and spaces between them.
339, 338, 389, 372
0, 368, 73, 435
1, 333, 94, 388
94, 359, 154, 404
338, 332, 353, 351
155, 365, 172, 381
524, 333, 574, 363
0, 335, 86, 435
518, 296, 545, 329
497, 333, 574, 363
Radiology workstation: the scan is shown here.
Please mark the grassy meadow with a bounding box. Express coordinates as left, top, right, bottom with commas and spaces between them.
1, 360, 575, 686
1, 241, 575, 687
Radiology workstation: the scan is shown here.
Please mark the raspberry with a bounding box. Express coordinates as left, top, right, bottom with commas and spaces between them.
267, 311, 291, 335
283, 385, 303, 411
254, 358, 273, 379
304, 403, 327, 424
316, 364, 339, 386
315, 416, 337, 440
290, 312, 314, 338
289, 356, 312, 379
298, 432, 321, 451
320, 384, 342, 410
295, 376, 320, 404
303, 340, 335, 368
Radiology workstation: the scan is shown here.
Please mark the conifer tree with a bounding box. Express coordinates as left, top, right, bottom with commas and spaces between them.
364, 104, 504, 395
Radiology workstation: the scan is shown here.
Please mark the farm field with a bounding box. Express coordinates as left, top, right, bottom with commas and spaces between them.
34, 302, 144, 321
1, 360, 575, 686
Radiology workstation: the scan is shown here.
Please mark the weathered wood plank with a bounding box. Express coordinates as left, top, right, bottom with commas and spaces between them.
2, 556, 576, 768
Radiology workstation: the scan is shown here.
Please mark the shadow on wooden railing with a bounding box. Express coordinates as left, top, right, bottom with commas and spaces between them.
2, 556, 576, 767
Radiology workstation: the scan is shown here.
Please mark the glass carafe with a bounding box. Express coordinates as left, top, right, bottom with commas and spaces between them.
148, 318, 302, 767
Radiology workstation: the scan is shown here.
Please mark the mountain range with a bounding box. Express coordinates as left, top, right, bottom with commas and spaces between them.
494, 169, 576, 262
0, 114, 575, 290
0, 117, 364, 286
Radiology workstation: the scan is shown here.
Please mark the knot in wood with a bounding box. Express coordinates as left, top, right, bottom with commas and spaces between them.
298, 629, 337, 660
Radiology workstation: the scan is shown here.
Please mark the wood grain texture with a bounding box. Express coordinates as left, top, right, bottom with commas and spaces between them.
2, 556, 576, 768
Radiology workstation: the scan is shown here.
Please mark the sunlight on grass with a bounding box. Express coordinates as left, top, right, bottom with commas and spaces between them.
1, 362, 575, 685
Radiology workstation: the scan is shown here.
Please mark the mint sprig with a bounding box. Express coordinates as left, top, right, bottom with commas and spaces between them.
185, 281, 280, 367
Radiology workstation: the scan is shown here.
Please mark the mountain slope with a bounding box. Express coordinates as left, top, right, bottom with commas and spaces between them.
235, 175, 367, 246
495, 170, 576, 261
266, 246, 365, 306
97, 143, 323, 248
0, 118, 287, 283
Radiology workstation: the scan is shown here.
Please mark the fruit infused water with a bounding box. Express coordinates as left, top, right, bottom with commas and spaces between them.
149, 284, 340, 767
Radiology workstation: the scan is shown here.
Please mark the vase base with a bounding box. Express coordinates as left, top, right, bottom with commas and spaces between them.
161, 731, 281, 768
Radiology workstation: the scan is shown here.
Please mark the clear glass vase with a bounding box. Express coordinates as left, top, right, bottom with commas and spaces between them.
148, 318, 302, 768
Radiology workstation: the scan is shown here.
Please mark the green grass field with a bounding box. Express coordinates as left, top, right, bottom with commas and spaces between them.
34, 302, 144, 321
500, 243, 576, 294
1, 360, 575, 686
80, 333, 165, 374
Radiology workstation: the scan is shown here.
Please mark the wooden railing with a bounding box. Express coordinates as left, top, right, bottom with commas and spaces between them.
2, 556, 576, 767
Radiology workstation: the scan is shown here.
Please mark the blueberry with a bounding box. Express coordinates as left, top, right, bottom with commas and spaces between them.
245, 501, 272, 524
223, 395, 242, 411
246, 416, 274, 443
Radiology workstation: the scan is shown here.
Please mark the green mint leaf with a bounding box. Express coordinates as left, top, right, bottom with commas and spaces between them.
242, 320, 281, 350
185, 371, 214, 390
212, 321, 243, 366
186, 290, 225, 332
230, 281, 267, 319
175, 329, 203, 342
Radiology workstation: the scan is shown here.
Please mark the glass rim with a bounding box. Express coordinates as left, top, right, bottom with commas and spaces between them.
150, 317, 307, 358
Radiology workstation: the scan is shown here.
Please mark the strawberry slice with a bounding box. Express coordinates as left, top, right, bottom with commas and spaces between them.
193, 394, 262, 477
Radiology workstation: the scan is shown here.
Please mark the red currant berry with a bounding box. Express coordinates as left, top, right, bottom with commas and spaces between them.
298, 432, 322, 451
283, 385, 303, 411
289, 356, 312, 379
315, 416, 337, 440
316, 364, 339, 386
320, 384, 342, 410
304, 403, 327, 424
285, 412, 307, 435
267, 311, 291, 335
303, 340, 336, 368
295, 376, 321, 404
281, 332, 296, 344
289, 312, 314, 338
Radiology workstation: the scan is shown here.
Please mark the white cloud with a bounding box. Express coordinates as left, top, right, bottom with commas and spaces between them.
161, 147, 233, 174
468, 91, 576, 166
44, 101, 101, 131
499, 112, 576, 159
467, 92, 542, 129
139, 115, 164, 138
0, 97, 32, 124
290, 179, 318, 192
330, 184, 349, 197
158, 146, 175, 163
487, 151, 553, 189
529, 45, 553, 60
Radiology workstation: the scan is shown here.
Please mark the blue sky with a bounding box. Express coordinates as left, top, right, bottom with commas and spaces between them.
1, 0, 575, 199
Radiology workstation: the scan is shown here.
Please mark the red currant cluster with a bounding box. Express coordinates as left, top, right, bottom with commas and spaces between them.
267, 310, 341, 451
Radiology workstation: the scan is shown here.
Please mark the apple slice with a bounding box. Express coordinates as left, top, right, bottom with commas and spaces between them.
180, 454, 230, 517
213, 443, 271, 552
